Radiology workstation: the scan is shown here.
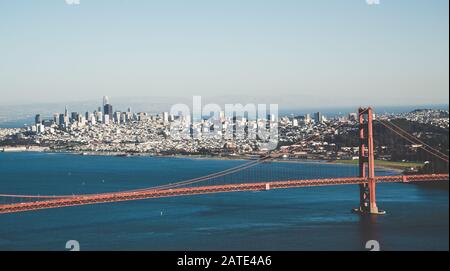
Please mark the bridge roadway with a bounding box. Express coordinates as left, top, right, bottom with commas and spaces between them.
0, 174, 448, 214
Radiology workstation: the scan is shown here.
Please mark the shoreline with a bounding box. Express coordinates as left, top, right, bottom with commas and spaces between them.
326, 160, 404, 173
0, 147, 407, 172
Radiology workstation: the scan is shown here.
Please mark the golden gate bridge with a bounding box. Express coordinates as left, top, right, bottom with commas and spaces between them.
0, 107, 448, 215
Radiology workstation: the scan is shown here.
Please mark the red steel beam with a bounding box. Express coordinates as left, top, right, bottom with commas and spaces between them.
0, 174, 448, 215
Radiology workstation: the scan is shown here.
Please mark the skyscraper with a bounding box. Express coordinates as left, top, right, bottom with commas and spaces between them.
103, 96, 113, 120
59, 114, 68, 128
104, 104, 113, 119
35, 114, 41, 124
314, 112, 323, 124
163, 112, 169, 124
305, 114, 311, 124
103, 96, 109, 107
103, 114, 110, 125
71, 112, 78, 122
53, 113, 59, 125
114, 111, 121, 124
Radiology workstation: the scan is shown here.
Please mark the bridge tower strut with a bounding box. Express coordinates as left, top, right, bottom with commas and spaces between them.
354, 107, 386, 215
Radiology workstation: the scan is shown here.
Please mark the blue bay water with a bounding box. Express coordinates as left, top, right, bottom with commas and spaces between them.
0, 152, 448, 251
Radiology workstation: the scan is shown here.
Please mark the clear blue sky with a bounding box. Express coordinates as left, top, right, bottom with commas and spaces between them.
0, 0, 448, 107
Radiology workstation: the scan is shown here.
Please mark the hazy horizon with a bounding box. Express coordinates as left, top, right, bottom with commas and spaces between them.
0, 94, 448, 128
1, 94, 449, 109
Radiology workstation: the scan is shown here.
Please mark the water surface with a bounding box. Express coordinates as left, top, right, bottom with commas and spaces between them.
0, 152, 447, 251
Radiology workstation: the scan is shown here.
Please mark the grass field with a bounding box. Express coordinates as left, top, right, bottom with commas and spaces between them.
331, 159, 424, 171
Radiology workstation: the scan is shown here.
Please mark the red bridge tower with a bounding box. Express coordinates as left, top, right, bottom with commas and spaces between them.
354, 107, 386, 215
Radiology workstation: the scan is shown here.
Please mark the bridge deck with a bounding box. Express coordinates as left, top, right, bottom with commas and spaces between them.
0, 174, 448, 214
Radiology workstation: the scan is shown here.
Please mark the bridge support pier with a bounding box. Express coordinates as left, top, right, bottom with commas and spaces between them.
353, 107, 386, 215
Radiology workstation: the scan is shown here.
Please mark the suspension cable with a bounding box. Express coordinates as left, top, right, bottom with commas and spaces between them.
378, 120, 449, 163
379, 119, 448, 159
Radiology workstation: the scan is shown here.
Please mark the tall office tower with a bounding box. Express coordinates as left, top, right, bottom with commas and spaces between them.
114, 111, 121, 124
71, 112, 78, 122
77, 114, 84, 124
36, 123, 45, 134
305, 114, 311, 124
53, 113, 59, 124
35, 114, 41, 124
103, 96, 109, 107
64, 106, 69, 116
104, 104, 113, 118
96, 111, 103, 123
163, 112, 169, 124
126, 111, 133, 122
219, 111, 225, 122
59, 114, 66, 128
90, 115, 97, 125
103, 114, 110, 125
270, 114, 276, 122
121, 112, 127, 124
314, 112, 323, 124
